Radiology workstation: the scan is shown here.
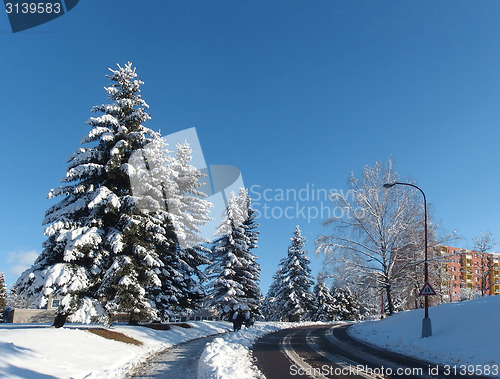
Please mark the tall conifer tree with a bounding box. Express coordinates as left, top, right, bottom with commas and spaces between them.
207, 189, 261, 319
14, 63, 168, 325
0, 273, 7, 319
267, 226, 314, 322
140, 140, 213, 319
308, 278, 336, 321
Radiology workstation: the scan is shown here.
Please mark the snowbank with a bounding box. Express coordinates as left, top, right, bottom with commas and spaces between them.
350, 296, 500, 375
0, 321, 232, 378
198, 321, 322, 379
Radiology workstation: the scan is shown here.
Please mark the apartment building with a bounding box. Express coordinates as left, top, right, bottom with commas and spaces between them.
435, 245, 500, 302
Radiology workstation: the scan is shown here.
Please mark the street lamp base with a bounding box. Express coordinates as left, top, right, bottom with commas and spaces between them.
422, 317, 432, 338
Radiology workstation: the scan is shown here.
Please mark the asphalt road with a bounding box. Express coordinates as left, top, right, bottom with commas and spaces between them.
125, 333, 225, 378
252, 324, 489, 379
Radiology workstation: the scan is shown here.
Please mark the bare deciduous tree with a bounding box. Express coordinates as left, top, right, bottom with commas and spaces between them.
316, 159, 431, 315
473, 232, 497, 296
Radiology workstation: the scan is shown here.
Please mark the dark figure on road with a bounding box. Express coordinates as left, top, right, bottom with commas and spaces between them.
244, 311, 255, 327
232, 311, 245, 331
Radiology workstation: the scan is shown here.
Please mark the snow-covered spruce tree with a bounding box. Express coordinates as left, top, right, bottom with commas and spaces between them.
125, 135, 177, 321
0, 273, 6, 320
126, 135, 214, 320
169, 142, 213, 250
308, 277, 336, 322
14, 63, 168, 326
271, 226, 314, 322
330, 286, 362, 321
168, 142, 212, 316
261, 270, 281, 321
207, 189, 261, 320
239, 188, 262, 315
148, 140, 213, 319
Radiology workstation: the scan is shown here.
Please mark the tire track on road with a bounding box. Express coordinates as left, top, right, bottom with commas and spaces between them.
252, 324, 489, 379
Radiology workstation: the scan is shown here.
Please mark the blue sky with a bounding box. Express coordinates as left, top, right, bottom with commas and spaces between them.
2, 1, 500, 294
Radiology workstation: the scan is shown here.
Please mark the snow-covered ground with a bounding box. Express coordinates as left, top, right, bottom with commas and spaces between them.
0, 321, 233, 378
198, 321, 318, 379
350, 295, 500, 376
3, 297, 497, 379
0, 320, 307, 379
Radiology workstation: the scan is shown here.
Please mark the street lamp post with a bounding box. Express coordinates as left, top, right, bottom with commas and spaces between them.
383, 182, 432, 338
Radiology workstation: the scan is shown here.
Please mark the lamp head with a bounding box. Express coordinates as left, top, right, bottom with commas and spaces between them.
383, 183, 396, 189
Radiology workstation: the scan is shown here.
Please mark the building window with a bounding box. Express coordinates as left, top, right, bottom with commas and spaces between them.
51, 299, 60, 308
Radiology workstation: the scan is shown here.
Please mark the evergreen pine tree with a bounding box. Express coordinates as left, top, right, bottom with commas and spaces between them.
148, 140, 213, 319
269, 225, 314, 322
239, 188, 262, 315
207, 189, 261, 320
0, 273, 7, 319
126, 134, 178, 321
169, 142, 213, 250
168, 142, 212, 315
127, 133, 213, 320
309, 277, 336, 321
14, 63, 168, 325
331, 286, 362, 321
261, 270, 281, 321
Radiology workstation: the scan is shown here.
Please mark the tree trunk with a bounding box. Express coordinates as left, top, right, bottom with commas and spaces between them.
414, 284, 419, 310
53, 313, 68, 328
128, 314, 138, 325
385, 285, 395, 315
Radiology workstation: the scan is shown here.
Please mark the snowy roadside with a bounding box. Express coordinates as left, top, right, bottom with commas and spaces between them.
0, 321, 233, 379
349, 296, 500, 377
198, 321, 323, 379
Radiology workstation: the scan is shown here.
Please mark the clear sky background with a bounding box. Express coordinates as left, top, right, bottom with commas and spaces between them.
2, 1, 500, 294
